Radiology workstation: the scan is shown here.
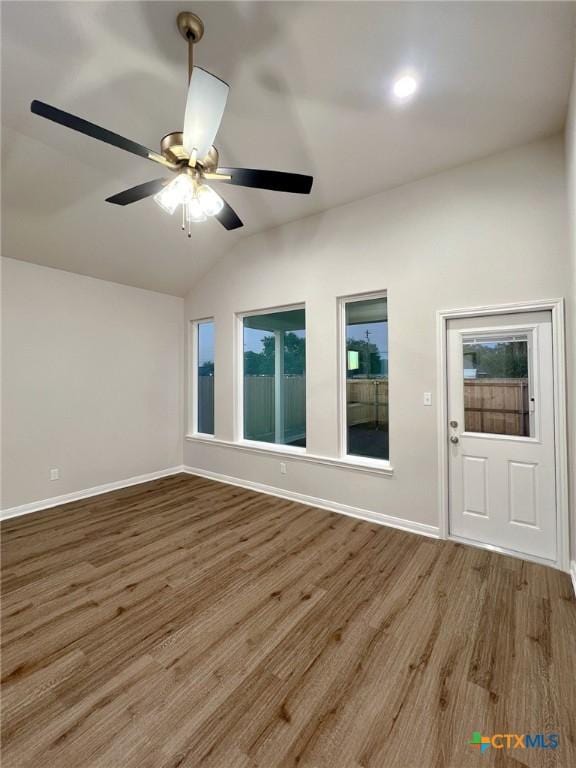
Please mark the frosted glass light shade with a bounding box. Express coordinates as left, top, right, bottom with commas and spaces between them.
186, 197, 207, 223
183, 67, 229, 162
154, 174, 195, 215
196, 184, 224, 216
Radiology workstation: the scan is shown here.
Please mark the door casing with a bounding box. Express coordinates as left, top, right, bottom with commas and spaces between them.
436, 299, 569, 571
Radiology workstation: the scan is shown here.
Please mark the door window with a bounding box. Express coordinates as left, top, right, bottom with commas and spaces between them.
462, 334, 532, 437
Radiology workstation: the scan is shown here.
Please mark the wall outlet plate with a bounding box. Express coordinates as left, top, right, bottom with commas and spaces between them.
280, 462, 287, 475
49, 468, 60, 481
423, 392, 432, 406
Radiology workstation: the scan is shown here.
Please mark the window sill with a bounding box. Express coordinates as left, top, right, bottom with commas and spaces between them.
184, 434, 394, 477
236, 439, 307, 456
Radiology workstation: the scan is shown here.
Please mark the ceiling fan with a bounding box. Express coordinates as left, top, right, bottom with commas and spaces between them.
31, 11, 313, 234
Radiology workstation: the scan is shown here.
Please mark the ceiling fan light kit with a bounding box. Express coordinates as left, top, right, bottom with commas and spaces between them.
30, 10, 314, 237
154, 174, 225, 236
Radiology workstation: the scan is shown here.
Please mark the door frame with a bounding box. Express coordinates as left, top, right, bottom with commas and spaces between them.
436, 298, 569, 571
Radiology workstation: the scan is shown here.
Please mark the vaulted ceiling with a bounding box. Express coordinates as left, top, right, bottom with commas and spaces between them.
2, 1, 575, 295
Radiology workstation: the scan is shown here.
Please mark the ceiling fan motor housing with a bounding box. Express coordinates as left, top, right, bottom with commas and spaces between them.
160, 132, 186, 163
160, 132, 219, 171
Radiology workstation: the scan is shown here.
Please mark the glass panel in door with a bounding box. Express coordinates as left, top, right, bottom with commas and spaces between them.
462, 335, 531, 437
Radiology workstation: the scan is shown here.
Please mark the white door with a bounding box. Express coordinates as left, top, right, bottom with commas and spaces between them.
447, 311, 556, 562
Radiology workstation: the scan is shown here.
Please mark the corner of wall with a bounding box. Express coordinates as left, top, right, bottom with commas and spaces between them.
565, 57, 576, 564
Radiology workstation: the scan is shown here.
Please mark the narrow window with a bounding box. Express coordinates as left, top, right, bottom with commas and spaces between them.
344, 296, 389, 461
195, 319, 214, 435
242, 308, 306, 447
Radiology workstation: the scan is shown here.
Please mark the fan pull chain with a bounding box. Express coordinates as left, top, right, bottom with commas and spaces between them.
182, 205, 185, 231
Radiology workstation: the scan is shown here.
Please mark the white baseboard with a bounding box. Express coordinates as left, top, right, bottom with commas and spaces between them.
570, 561, 576, 598
181, 465, 440, 539
1, 462, 440, 541
0, 466, 186, 520
3, 463, 567, 579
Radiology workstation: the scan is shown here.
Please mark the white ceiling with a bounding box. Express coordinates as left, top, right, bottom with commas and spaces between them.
2, 1, 575, 296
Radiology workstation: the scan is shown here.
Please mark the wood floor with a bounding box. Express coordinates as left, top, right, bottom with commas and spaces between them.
1, 474, 575, 768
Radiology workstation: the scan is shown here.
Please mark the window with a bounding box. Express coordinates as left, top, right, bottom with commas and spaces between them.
242, 307, 306, 447
193, 319, 214, 435
342, 295, 389, 461
462, 334, 532, 437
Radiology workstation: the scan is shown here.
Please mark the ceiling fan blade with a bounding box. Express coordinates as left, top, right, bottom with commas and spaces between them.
214, 196, 243, 230
183, 68, 229, 163
216, 167, 313, 194
105, 178, 168, 206
30, 100, 176, 168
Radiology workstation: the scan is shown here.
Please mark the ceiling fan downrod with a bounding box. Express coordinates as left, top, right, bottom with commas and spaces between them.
176, 11, 205, 83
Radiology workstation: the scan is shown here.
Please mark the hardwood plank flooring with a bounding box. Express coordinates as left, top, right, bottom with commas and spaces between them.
1, 473, 575, 767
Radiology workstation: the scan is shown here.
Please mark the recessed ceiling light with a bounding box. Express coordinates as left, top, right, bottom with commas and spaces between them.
392, 75, 419, 100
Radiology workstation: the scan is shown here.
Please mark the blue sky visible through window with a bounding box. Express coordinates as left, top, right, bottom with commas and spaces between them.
198, 322, 214, 367
347, 322, 388, 359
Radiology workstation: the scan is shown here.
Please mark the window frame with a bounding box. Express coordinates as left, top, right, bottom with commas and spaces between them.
337, 290, 391, 468
235, 302, 307, 454
189, 317, 216, 438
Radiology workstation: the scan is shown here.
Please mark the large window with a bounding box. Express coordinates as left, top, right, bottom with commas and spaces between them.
242, 307, 306, 447
343, 295, 388, 461
194, 319, 214, 435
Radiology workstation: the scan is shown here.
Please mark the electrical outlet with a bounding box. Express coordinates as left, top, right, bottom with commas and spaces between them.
280, 462, 287, 475
49, 468, 60, 481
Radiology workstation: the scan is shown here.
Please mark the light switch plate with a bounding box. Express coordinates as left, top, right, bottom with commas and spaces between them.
423, 392, 432, 406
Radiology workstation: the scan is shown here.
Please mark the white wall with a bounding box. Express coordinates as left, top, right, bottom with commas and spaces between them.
566, 61, 576, 564
183, 136, 571, 534
1, 259, 184, 511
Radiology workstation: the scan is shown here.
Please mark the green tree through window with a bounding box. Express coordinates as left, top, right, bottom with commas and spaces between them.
244, 332, 305, 376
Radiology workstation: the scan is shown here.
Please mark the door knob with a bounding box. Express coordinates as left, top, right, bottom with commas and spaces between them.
450, 435, 459, 444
